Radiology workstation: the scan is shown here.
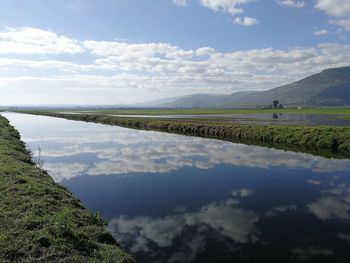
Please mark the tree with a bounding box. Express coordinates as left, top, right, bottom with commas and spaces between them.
278, 104, 284, 109
273, 100, 279, 108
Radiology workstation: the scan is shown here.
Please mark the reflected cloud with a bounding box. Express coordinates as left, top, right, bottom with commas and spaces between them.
231, 188, 254, 198
7, 112, 350, 182
308, 186, 350, 221
28, 123, 350, 181
82, 138, 350, 177
337, 233, 350, 245
307, 180, 323, 185
109, 193, 258, 261
266, 205, 297, 217
5, 113, 350, 262
291, 247, 333, 261
44, 162, 88, 182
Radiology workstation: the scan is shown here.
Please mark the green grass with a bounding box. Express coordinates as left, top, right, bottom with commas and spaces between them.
0, 116, 134, 263
53, 107, 350, 116
18, 111, 350, 159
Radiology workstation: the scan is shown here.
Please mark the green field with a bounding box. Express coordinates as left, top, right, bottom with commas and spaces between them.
52, 107, 350, 116
0, 115, 134, 263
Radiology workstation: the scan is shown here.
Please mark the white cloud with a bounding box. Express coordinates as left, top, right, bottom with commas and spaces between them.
200, 0, 254, 16
0, 27, 84, 54
179, 0, 258, 25
1, 27, 350, 105
315, 0, 350, 31
173, 0, 189, 6
277, 0, 305, 8
0, 57, 95, 73
331, 19, 350, 31
234, 16, 259, 26
195, 47, 215, 56
313, 29, 329, 36
315, 0, 350, 17
82, 40, 194, 60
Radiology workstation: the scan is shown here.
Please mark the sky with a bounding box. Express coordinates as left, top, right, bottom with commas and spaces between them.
0, 0, 350, 105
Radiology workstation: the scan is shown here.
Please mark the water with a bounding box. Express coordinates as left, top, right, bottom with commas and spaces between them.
3, 112, 350, 263
62, 111, 350, 126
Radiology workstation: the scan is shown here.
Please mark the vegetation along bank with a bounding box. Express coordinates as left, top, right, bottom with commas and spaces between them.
17, 111, 350, 159
0, 115, 134, 263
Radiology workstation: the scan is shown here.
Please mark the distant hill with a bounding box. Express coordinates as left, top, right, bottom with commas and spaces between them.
133, 94, 196, 107
155, 67, 350, 108
157, 91, 256, 108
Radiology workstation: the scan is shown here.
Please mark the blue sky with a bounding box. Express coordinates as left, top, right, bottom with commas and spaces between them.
0, 0, 349, 105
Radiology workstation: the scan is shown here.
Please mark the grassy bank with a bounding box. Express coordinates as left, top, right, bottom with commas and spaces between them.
18, 111, 350, 159
0, 115, 134, 262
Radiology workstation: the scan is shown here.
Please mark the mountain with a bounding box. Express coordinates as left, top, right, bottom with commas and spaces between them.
156, 91, 255, 108
132, 94, 196, 107
156, 67, 350, 108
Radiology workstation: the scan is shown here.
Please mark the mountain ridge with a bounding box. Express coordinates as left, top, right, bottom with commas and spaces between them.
152, 66, 350, 108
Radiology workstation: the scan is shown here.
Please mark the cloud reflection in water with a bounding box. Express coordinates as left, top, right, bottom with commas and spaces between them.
108, 189, 258, 262
18, 121, 350, 182
4, 113, 350, 262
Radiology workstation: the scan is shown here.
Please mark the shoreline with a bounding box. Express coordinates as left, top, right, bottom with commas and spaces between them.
15, 111, 350, 159
0, 115, 134, 262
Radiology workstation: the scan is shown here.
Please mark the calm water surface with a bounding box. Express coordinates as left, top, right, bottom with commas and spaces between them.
3, 112, 350, 263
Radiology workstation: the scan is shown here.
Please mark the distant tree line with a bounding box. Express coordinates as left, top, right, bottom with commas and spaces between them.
273, 100, 283, 109
261, 100, 284, 109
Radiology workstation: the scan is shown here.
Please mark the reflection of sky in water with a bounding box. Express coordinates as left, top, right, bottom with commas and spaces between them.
3, 112, 350, 263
